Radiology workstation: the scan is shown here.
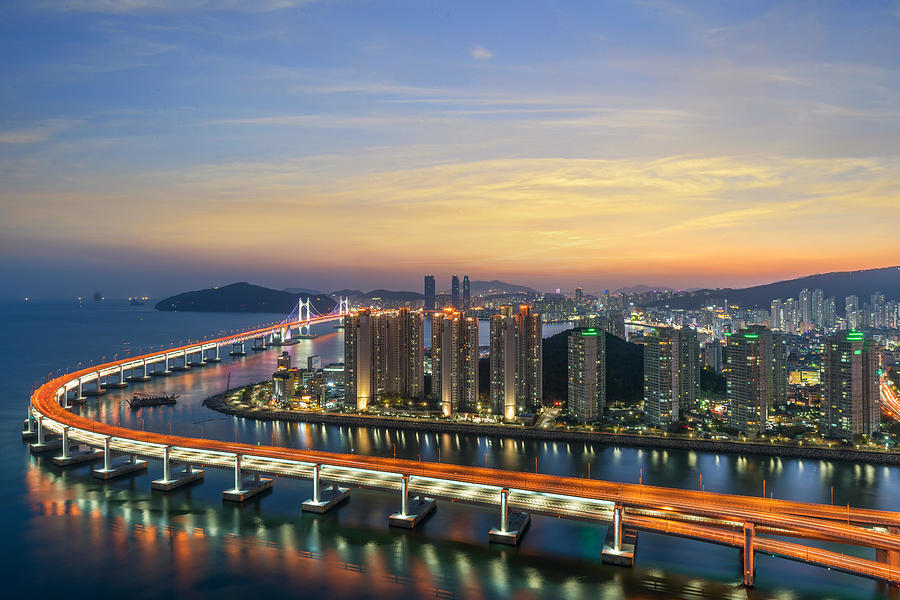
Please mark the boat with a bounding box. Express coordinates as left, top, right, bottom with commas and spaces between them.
127, 393, 179, 409
129, 296, 149, 306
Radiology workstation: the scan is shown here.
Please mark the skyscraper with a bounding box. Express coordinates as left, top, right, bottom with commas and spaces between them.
845, 295, 859, 329
463, 275, 471, 310
799, 289, 811, 327
432, 308, 478, 416
812, 289, 825, 329
770, 299, 782, 331
490, 306, 518, 421
344, 308, 424, 411
516, 305, 543, 414
824, 296, 836, 329
725, 327, 775, 435
451, 275, 460, 310
424, 275, 435, 310
643, 327, 700, 426
568, 328, 605, 422
575, 287, 583, 302
822, 330, 879, 440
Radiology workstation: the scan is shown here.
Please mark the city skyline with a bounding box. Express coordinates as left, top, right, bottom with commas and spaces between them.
2, 2, 899, 298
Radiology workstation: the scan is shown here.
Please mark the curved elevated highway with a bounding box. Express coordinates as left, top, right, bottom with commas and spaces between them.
24, 314, 900, 588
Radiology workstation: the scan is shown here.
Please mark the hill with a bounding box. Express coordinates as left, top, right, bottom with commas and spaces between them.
469, 280, 539, 296
652, 266, 900, 309
542, 330, 644, 405
155, 282, 336, 314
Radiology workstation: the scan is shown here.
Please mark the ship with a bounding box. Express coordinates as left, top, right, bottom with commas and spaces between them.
129, 296, 149, 306
127, 393, 179, 409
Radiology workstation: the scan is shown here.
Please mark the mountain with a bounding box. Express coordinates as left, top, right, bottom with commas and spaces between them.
284, 287, 323, 295
615, 284, 676, 295
652, 266, 900, 309
155, 282, 336, 314
330, 288, 422, 301
469, 280, 538, 296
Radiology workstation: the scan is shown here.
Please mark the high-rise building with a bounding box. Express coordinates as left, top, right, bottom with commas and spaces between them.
490, 306, 518, 421
643, 327, 700, 426
770, 299, 783, 331
784, 297, 798, 333
463, 275, 471, 310
424, 275, 435, 310
517, 305, 542, 414
824, 296, 836, 329
432, 308, 478, 416
725, 327, 776, 435
568, 328, 605, 422
344, 308, 424, 411
871, 292, 885, 328
746, 324, 788, 410
822, 330, 879, 440
575, 287, 584, 302
812, 289, 825, 329
451, 275, 460, 310
799, 289, 811, 327
845, 295, 859, 329
489, 304, 542, 419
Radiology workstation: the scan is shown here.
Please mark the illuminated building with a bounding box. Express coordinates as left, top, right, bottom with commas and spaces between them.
432, 308, 478, 416
451, 275, 460, 310
770, 299, 783, 331
799, 288, 811, 327
643, 327, 700, 426
424, 275, 435, 310
344, 308, 424, 411
568, 328, 605, 422
575, 287, 583, 302
489, 305, 543, 420
725, 328, 776, 435
812, 288, 824, 329
822, 330, 879, 440
845, 295, 859, 329
463, 275, 471, 310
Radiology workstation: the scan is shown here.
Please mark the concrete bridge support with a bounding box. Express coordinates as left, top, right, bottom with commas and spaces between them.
489, 488, 530, 544
389, 474, 436, 528
302, 464, 349, 513
52, 425, 103, 466
205, 345, 221, 363
876, 526, 900, 570
22, 407, 37, 441
126, 360, 151, 382
230, 342, 246, 357
92, 436, 147, 479
223, 454, 272, 502
29, 416, 63, 454
189, 348, 206, 367
152, 445, 204, 491
741, 522, 756, 587
251, 337, 266, 352
602, 505, 637, 566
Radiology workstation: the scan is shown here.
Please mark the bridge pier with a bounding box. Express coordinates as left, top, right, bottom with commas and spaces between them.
22, 407, 37, 441
83, 374, 107, 396
602, 504, 637, 566
230, 342, 246, 357
152, 446, 204, 491
188, 349, 206, 367
740, 522, 756, 587
104, 364, 128, 389
251, 337, 265, 351
223, 454, 272, 502
389, 474, 436, 528
205, 346, 221, 363
489, 488, 530, 545
876, 526, 900, 570
172, 351, 190, 371
92, 436, 147, 479
52, 426, 103, 466
126, 359, 151, 382
302, 464, 349, 513
30, 416, 63, 454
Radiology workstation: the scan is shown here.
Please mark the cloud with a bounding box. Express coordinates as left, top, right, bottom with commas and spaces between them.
0, 119, 80, 144
471, 45, 493, 60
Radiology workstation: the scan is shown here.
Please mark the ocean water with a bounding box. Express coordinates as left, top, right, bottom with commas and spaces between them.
2, 300, 897, 599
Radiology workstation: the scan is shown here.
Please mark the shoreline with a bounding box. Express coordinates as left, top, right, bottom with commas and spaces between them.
203, 392, 900, 466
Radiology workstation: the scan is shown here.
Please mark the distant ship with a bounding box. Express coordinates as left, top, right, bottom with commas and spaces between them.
93, 290, 104, 302
127, 393, 178, 409
129, 296, 149, 306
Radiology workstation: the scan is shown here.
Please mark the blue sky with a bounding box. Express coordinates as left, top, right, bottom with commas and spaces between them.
1, 1, 899, 298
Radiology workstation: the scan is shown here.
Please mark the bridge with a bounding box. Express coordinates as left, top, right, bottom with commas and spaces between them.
22, 305, 900, 589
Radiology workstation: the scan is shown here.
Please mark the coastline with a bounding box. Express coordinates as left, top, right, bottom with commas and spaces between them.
203, 391, 900, 466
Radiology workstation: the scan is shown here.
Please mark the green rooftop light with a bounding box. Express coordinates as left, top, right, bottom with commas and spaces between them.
582, 328, 598, 336
744, 333, 759, 339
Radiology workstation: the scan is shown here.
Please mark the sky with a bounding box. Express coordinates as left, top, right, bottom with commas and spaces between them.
1, 1, 899, 299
